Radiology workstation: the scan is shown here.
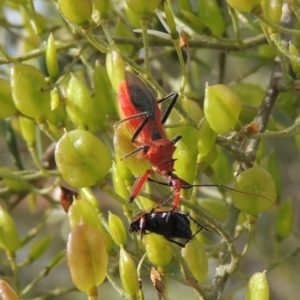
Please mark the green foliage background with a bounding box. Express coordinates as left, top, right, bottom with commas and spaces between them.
0, 0, 300, 299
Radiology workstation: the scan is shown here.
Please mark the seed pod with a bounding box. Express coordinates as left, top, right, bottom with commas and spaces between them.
119, 245, 139, 297
126, 0, 161, 16
0, 206, 20, 252
261, 0, 283, 24
226, 0, 261, 12
198, 0, 225, 36
178, 0, 193, 12
106, 47, 126, 93
275, 199, 294, 240
11, 63, 51, 121
115, 154, 132, 181
94, 0, 111, 15
181, 10, 205, 32
114, 125, 150, 176
145, 234, 173, 267
245, 270, 269, 300
164, 3, 177, 36
47, 88, 67, 128
46, 33, 59, 78
0, 78, 17, 118
28, 236, 52, 261
181, 240, 208, 283
55, 129, 112, 188
67, 222, 108, 292
19, 116, 36, 147
197, 117, 217, 157
57, 0, 92, 27
197, 145, 217, 171
93, 62, 116, 116
173, 139, 197, 184
108, 211, 127, 246
79, 187, 99, 210
124, 4, 141, 28
211, 146, 231, 184
204, 83, 242, 134
65, 74, 94, 130
0, 280, 19, 300
182, 97, 203, 123
232, 167, 276, 216
112, 161, 130, 199
289, 42, 300, 77
68, 199, 101, 230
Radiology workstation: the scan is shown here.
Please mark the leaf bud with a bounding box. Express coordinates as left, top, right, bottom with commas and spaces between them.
28, 236, 52, 261
198, 0, 225, 36
0, 206, 20, 252
164, 3, 177, 38
119, 245, 139, 297
19, 116, 36, 147
289, 42, 300, 78
46, 33, 59, 78
106, 47, 126, 93
108, 211, 127, 246
275, 199, 294, 240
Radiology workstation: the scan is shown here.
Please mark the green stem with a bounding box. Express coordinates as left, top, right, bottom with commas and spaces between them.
106, 271, 131, 299
172, 37, 188, 95
21, 250, 65, 296
101, 19, 114, 46
140, 18, 150, 76
7, 251, 20, 294
228, 6, 243, 46
38, 121, 59, 142
287, 0, 300, 19
253, 6, 300, 36
82, 28, 109, 53
240, 119, 300, 139
97, 181, 134, 210
28, 146, 49, 175
240, 217, 256, 257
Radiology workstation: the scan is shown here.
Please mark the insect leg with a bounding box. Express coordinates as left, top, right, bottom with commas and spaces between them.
129, 170, 152, 203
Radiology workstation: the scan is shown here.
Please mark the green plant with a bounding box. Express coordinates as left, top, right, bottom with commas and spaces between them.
0, 1, 299, 299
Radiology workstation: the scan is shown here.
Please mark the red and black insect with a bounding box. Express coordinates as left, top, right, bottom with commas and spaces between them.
115, 71, 275, 210
129, 208, 206, 247
116, 71, 189, 209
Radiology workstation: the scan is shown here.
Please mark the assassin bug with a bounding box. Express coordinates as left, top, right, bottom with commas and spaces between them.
115, 71, 190, 209
115, 72, 276, 210
129, 207, 207, 247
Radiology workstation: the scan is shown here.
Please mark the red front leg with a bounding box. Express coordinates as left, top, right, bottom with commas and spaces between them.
129, 169, 152, 202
